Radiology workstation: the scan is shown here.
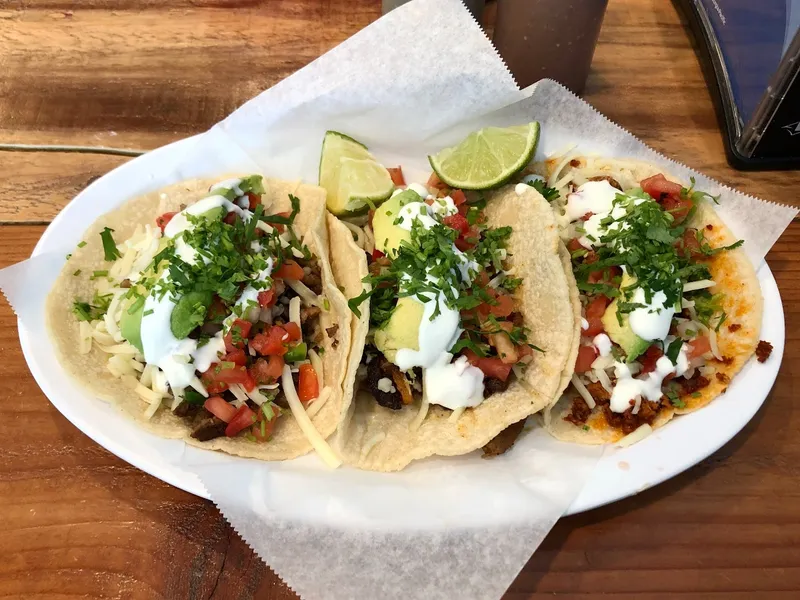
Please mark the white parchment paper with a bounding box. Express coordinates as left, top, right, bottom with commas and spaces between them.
0, 1, 796, 599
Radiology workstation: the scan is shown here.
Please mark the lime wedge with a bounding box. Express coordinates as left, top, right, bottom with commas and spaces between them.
335, 157, 395, 213
428, 122, 540, 190
319, 131, 394, 215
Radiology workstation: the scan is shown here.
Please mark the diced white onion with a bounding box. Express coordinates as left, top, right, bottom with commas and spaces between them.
98, 343, 138, 355
594, 368, 613, 392
245, 386, 272, 406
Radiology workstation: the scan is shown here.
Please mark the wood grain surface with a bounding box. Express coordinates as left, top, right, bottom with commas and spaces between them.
1, 1, 798, 598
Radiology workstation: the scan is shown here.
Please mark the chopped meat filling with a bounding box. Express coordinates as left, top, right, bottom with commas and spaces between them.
756, 340, 773, 363
482, 419, 527, 458
587, 175, 622, 190
190, 417, 226, 442
365, 350, 403, 410
727, 323, 741, 333
564, 397, 592, 426
483, 376, 510, 398
678, 374, 710, 395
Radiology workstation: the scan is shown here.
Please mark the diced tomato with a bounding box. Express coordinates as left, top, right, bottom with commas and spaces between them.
225, 405, 258, 437
251, 408, 278, 442
283, 321, 302, 341
224, 319, 252, 352
661, 194, 693, 223
580, 211, 594, 222
676, 228, 704, 260
425, 198, 435, 206
584, 295, 610, 336
475, 271, 490, 286
641, 173, 683, 201
427, 172, 447, 190
443, 213, 469, 235
249, 355, 284, 384
387, 167, 406, 186
450, 189, 467, 206
250, 326, 289, 356
463, 350, 513, 381
204, 396, 237, 423
478, 289, 515, 319
245, 192, 261, 210
298, 364, 319, 403
638, 345, 664, 374
223, 348, 247, 367
223, 211, 239, 225
567, 238, 584, 253
257, 289, 275, 308
454, 225, 480, 251
156, 212, 177, 233
273, 260, 304, 281
204, 362, 256, 392
588, 265, 622, 285
203, 380, 228, 394
372, 248, 385, 261
575, 345, 598, 373
687, 335, 711, 360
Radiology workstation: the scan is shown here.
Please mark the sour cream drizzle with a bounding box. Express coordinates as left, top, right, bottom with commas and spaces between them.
140, 192, 262, 391
608, 343, 689, 413
389, 190, 485, 410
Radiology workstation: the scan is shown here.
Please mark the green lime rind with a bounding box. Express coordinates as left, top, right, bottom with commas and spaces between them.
428, 122, 540, 191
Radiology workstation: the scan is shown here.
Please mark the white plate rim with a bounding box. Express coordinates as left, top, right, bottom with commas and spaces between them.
20, 136, 785, 517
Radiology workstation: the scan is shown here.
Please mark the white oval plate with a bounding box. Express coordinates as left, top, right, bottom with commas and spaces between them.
20, 137, 784, 517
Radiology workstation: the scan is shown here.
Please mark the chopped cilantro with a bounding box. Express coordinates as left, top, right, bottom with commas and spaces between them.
77, 241, 87, 248
528, 179, 560, 202
73, 269, 81, 276
99, 227, 121, 261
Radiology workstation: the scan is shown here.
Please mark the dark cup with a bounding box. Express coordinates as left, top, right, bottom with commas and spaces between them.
492, 0, 608, 94
383, 0, 485, 20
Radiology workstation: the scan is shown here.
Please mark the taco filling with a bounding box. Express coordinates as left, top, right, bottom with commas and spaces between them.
532, 168, 747, 440
348, 176, 540, 426
70, 175, 334, 450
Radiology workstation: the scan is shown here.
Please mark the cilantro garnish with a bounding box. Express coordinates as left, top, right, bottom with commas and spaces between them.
99, 227, 121, 261
528, 179, 560, 202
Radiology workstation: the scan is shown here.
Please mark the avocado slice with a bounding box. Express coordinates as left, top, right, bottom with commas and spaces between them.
170, 290, 213, 339
120, 298, 145, 353
374, 296, 424, 364
601, 298, 649, 362
601, 273, 651, 361
372, 189, 421, 255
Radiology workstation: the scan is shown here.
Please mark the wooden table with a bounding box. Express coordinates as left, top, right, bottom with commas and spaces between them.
1, 1, 797, 598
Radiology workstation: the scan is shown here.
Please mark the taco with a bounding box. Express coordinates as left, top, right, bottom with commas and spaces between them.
521, 156, 764, 445
329, 175, 581, 471
47, 175, 349, 466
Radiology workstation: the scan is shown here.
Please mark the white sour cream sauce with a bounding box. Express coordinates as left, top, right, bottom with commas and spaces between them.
628, 287, 675, 341
140, 194, 259, 391
390, 193, 485, 410
608, 343, 689, 413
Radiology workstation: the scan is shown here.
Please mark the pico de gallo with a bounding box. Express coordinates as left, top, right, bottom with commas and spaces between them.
348, 167, 540, 426
534, 168, 744, 436
71, 175, 330, 444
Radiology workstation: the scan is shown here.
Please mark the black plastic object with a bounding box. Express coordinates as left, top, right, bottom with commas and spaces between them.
675, 0, 800, 170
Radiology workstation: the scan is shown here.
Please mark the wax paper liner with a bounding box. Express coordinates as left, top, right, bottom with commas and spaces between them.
0, 0, 796, 599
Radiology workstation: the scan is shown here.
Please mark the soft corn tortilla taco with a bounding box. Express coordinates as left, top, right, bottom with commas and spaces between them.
330, 183, 581, 471
47, 176, 350, 463
527, 156, 763, 445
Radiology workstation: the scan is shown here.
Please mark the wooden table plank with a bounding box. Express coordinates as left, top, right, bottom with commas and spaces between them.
1, 1, 799, 599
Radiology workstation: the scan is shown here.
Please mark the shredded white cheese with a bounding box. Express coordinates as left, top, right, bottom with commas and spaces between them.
683, 279, 716, 292
289, 297, 301, 328
571, 374, 596, 409
359, 432, 386, 460
617, 424, 653, 447
281, 366, 341, 468
448, 407, 466, 423
306, 386, 332, 418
